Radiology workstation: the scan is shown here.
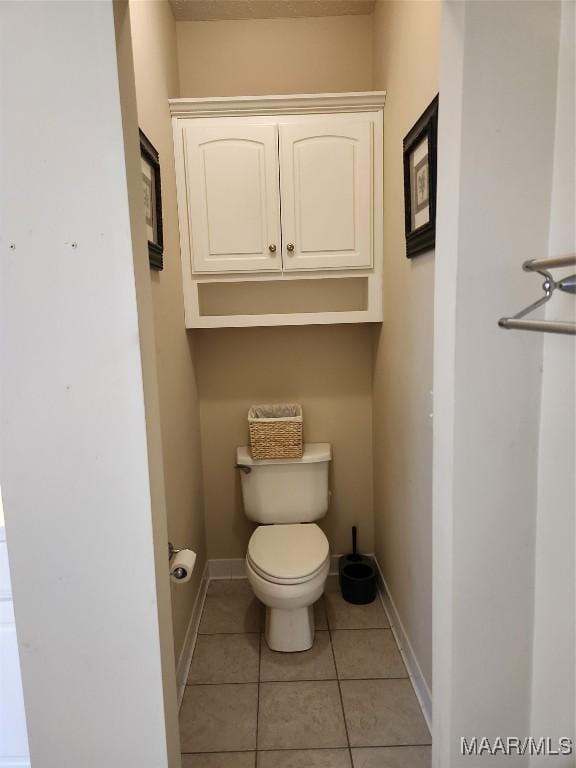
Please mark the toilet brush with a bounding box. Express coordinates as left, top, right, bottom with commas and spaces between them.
339, 526, 377, 604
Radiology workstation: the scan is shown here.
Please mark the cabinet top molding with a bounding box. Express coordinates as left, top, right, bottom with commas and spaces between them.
169, 91, 387, 118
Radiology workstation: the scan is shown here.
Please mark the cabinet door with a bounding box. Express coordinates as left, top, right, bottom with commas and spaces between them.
182, 122, 282, 273
279, 117, 373, 270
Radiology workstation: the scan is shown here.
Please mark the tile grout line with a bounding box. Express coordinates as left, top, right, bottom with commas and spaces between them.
198, 627, 395, 636
181, 744, 433, 755
256, 625, 262, 764
185, 674, 409, 688
327, 613, 355, 768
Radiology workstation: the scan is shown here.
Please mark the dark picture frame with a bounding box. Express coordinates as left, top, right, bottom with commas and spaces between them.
403, 95, 439, 258
139, 129, 164, 271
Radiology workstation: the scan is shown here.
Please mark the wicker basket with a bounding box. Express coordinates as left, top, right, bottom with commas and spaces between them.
248, 403, 303, 459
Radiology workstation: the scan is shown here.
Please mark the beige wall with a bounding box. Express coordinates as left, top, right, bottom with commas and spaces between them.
176, 14, 373, 96
176, 12, 375, 559
129, 4, 436, 672
372, 0, 441, 690
196, 326, 374, 558
129, 0, 206, 661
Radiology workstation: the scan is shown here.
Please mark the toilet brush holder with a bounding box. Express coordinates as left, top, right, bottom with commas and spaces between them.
339, 526, 377, 605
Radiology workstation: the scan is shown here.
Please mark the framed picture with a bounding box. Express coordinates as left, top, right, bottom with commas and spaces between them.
139, 129, 164, 271
403, 95, 438, 258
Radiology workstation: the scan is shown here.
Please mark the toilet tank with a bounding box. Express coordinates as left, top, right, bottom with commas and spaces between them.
236, 443, 331, 524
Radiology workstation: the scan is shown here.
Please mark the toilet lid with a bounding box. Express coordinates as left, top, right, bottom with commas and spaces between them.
248, 524, 329, 582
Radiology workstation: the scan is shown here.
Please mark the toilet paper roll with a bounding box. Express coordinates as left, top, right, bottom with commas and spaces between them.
170, 549, 196, 584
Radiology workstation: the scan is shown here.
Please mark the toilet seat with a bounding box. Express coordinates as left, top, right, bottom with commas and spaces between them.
247, 523, 329, 585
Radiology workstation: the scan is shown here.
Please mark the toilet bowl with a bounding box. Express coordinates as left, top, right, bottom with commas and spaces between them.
246, 523, 330, 652
236, 443, 332, 652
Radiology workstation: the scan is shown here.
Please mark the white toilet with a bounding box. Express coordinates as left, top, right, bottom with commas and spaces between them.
236, 442, 332, 652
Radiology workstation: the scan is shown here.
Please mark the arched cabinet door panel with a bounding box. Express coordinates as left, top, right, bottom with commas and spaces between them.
279, 116, 373, 271
182, 122, 282, 273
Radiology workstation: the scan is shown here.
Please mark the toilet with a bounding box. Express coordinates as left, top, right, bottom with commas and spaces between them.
236, 443, 332, 652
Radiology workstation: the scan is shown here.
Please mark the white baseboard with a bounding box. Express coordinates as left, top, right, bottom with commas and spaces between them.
329, 554, 340, 575
175, 560, 209, 707
373, 556, 432, 731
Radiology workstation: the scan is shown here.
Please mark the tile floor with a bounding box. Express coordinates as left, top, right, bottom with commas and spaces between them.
180, 577, 431, 767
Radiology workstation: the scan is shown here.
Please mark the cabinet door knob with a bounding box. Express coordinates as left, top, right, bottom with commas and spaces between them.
286, 243, 295, 253
268, 244, 277, 253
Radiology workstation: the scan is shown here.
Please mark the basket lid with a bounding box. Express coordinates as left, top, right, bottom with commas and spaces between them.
248, 403, 302, 421
237, 442, 331, 466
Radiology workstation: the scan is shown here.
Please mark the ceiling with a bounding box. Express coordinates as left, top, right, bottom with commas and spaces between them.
170, 0, 375, 21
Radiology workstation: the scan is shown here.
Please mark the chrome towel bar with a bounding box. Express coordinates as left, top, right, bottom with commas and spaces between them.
499, 253, 576, 335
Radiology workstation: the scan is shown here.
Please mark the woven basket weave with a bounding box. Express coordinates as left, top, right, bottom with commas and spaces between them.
248, 403, 303, 459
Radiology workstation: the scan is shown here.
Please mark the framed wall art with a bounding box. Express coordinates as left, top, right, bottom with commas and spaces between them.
403, 95, 439, 258
140, 129, 164, 271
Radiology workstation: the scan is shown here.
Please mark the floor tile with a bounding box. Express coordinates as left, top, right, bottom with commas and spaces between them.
182, 753, 255, 768
208, 579, 252, 596
260, 631, 336, 682
189, 634, 260, 684
258, 681, 348, 750
331, 630, 406, 679
200, 580, 263, 634
314, 597, 328, 630
340, 680, 431, 747
180, 683, 258, 753
351, 746, 431, 767
258, 749, 352, 767
325, 592, 389, 630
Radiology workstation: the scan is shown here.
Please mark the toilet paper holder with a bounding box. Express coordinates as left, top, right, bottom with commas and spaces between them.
168, 541, 184, 560
168, 541, 191, 580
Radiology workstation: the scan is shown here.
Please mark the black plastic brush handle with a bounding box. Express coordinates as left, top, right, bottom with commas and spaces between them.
352, 526, 357, 556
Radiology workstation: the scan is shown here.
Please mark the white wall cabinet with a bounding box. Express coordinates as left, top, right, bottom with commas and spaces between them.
170, 92, 385, 328
182, 121, 282, 273
279, 117, 373, 271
